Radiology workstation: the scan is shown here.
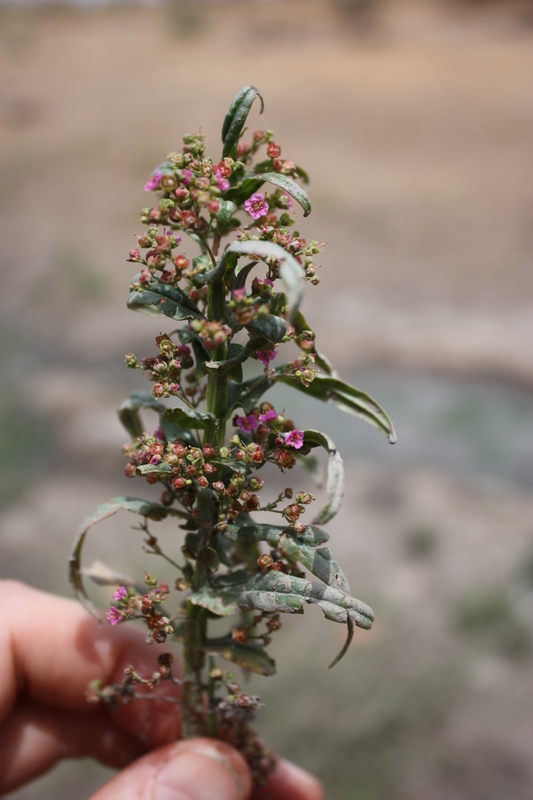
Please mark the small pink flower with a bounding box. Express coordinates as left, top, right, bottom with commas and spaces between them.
245, 193, 269, 220
236, 414, 259, 432
232, 288, 246, 300
154, 426, 165, 441
181, 168, 193, 185
257, 349, 277, 367
151, 454, 161, 465
112, 586, 127, 602
284, 429, 304, 450
107, 606, 123, 626
215, 170, 230, 192
284, 191, 293, 210
144, 171, 163, 192
258, 408, 278, 424
159, 583, 170, 593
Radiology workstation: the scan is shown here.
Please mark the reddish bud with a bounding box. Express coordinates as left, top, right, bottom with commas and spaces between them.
232, 627, 249, 644
267, 143, 281, 158
124, 463, 136, 478
146, 475, 158, 485
257, 553, 273, 568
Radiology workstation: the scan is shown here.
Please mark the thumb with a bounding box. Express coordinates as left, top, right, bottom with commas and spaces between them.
90, 738, 252, 800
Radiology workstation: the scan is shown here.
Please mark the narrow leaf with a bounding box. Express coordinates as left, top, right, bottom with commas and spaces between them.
207, 640, 276, 676
257, 172, 311, 217
278, 534, 350, 592
165, 406, 215, 431
237, 570, 374, 636
222, 86, 264, 159
278, 374, 396, 443
222, 523, 329, 547
222, 240, 304, 320
69, 498, 168, 618
301, 430, 345, 525
118, 391, 165, 439
128, 280, 203, 321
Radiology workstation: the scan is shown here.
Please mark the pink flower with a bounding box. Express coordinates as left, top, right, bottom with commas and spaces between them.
284, 429, 304, 450
232, 288, 246, 300
107, 606, 123, 626
112, 586, 127, 602
236, 414, 259, 432
284, 191, 293, 210
257, 349, 277, 367
181, 168, 193, 185
244, 193, 269, 220
159, 583, 170, 593
258, 408, 278, 424
154, 426, 165, 441
215, 170, 230, 192
144, 171, 163, 192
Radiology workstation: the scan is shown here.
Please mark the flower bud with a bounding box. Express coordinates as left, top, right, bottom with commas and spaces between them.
257, 553, 273, 568
232, 627, 249, 644
124, 463, 136, 478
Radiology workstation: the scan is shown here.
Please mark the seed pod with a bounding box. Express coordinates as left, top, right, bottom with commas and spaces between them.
257, 553, 273, 568
232, 627, 249, 644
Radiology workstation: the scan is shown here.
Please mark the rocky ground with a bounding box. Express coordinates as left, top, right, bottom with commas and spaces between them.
1, 2, 533, 798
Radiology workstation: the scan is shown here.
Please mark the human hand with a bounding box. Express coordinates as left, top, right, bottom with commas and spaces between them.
0, 581, 323, 799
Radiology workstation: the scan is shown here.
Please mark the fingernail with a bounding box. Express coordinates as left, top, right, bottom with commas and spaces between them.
154, 741, 249, 800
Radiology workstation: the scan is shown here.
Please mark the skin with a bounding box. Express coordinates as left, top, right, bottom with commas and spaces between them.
0, 581, 323, 800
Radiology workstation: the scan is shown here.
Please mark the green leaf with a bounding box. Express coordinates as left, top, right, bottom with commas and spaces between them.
257, 172, 311, 217
227, 375, 275, 417
136, 462, 172, 476
128, 280, 203, 322
301, 430, 345, 525
246, 314, 288, 344
222, 523, 329, 547
164, 406, 215, 431
293, 310, 336, 377
222, 86, 264, 159
189, 570, 249, 616
117, 391, 165, 439
207, 640, 276, 676
222, 240, 304, 320
278, 374, 396, 443
278, 534, 350, 592
69, 498, 169, 618
224, 177, 265, 207
237, 571, 374, 667
216, 199, 237, 234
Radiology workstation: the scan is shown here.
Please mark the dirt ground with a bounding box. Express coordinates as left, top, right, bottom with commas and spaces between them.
1, 1, 533, 798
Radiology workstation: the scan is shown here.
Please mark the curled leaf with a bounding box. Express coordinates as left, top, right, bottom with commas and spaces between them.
256, 172, 311, 217
69, 498, 169, 619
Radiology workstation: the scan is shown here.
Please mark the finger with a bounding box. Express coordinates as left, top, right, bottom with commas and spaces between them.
89, 738, 252, 800
0, 698, 144, 795
251, 758, 324, 800
0, 581, 181, 746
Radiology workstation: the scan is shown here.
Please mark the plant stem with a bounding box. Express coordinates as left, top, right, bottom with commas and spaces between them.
182, 274, 228, 739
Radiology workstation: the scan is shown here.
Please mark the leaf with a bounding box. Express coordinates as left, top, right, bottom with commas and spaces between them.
165, 406, 215, 431
189, 570, 249, 616
293, 310, 336, 377
69, 498, 169, 618
246, 314, 288, 344
222, 240, 304, 320
257, 172, 311, 217
207, 640, 276, 676
222, 86, 264, 159
278, 374, 396, 443
216, 199, 237, 233
117, 391, 165, 439
226, 375, 275, 417
237, 571, 373, 667
225, 177, 265, 207
301, 430, 345, 525
278, 534, 350, 592
128, 280, 203, 321
81, 560, 135, 588
222, 523, 329, 547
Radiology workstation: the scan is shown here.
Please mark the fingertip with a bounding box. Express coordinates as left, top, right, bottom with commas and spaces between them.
252, 757, 324, 800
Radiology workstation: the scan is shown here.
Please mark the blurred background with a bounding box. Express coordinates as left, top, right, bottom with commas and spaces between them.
1, 0, 533, 797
